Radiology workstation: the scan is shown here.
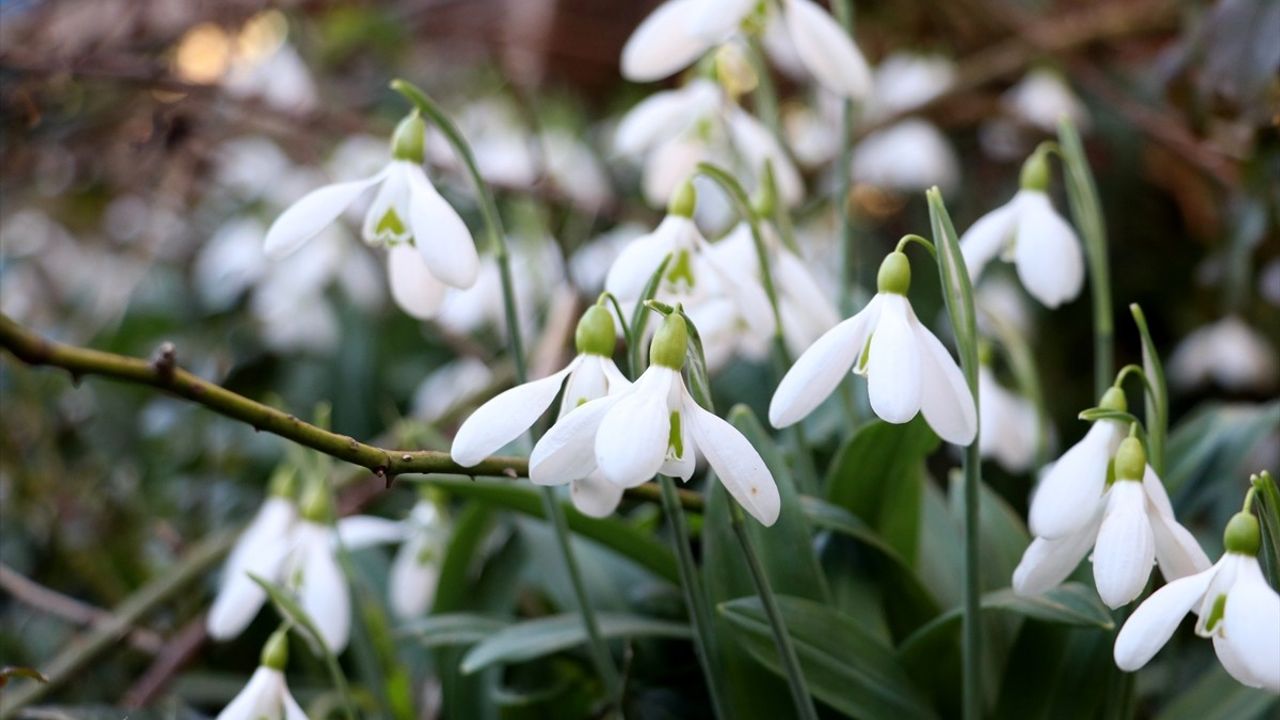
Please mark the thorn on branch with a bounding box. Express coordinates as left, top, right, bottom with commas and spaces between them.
503, 468, 518, 479
151, 342, 176, 380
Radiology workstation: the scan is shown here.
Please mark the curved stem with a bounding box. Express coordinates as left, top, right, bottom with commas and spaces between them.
833, 0, 858, 316
391, 78, 620, 704
895, 233, 938, 258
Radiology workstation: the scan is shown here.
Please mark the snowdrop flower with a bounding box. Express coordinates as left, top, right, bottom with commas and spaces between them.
1115, 509, 1279, 692
770, 250, 977, 446
614, 79, 803, 209
389, 499, 450, 620
569, 223, 647, 293
852, 120, 959, 193
217, 630, 307, 720
711, 220, 840, 358
1002, 68, 1090, 133
532, 313, 780, 525
978, 363, 1039, 473
437, 236, 565, 343
224, 40, 318, 115
411, 358, 495, 425
426, 99, 538, 189
622, 0, 870, 99
453, 305, 633, 517
542, 130, 614, 214
1014, 437, 1210, 608
866, 53, 956, 119
1168, 316, 1278, 392
960, 149, 1084, 308
604, 183, 774, 372
263, 113, 479, 319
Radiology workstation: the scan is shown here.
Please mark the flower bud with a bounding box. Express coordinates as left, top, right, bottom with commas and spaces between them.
268, 466, 297, 499
650, 312, 689, 370
1112, 436, 1146, 482
261, 628, 290, 670
1224, 512, 1261, 556
391, 112, 427, 164
575, 304, 616, 357
1098, 386, 1127, 413
300, 481, 331, 523
668, 180, 697, 219
1019, 149, 1050, 192
876, 251, 911, 295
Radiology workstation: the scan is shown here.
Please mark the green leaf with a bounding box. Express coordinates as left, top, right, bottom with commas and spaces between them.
719, 595, 937, 720
420, 477, 678, 584
1156, 663, 1279, 720
1078, 408, 1143, 426
825, 418, 938, 562
460, 613, 690, 674
398, 613, 510, 647
1129, 304, 1169, 475
1165, 401, 1280, 501
1252, 471, 1280, 587
702, 406, 830, 719
926, 188, 978, 384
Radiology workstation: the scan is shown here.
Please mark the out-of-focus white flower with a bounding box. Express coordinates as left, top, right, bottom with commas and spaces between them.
1260, 258, 1280, 307
215, 137, 294, 203
216, 631, 307, 720
978, 364, 1039, 473
437, 237, 564, 343
532, 313, 780, 525
1002, 68, 1089, 133
975, 275, 1034, 339
569, 223, 647, 293
454, 305, 633, 517
961, 153, 1083, 309
1028, 391, 1127, 539
771, 251, 977, 445
195, 218, 270, 311
711, 221, 839, 359
426, 99, 538, 189
604, 187, 773, 372
542, 130, 613, 214
1015, 438, 1210, 608
865, 53, 955, 119
209, 481, 298, 642
411, 357, 495, 424
614, 79, 803, 210
1168, 316, 1278, 392
224, 43, 318, 114
852, 119, 959, 193
389, 500, 451, 620
1114, 512, 1279, 692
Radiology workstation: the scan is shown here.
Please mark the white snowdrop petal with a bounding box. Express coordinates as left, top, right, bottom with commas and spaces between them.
1213, 632, 1266, 690
1113, 566, 1217, 671
726, 109, 805, 205
404, 164, 479, 289
595, 368, 674, 488
1029, 421, 1122, 539
1222, 558, 1280, 692
282, 686, 310, 720
390, 534, 440, 620
361, 162, 410, 244
783, 0, 871, 99
451, 360, 577, 466
910, 313, 977, 445
867, 295, 922, 425
570, 472, 627, 518
208, 541, 291, 640
1093, 482, 1157, 609
683, 395, 780, 526
621, 0, 714, 82
604, 217, 683, 300
959, 200, 1017, 283
297, 524, 351, 652
1012, 520, 1099, 596
387, 243, 449, 319
1013, 191, 1084, 308
769, 297, 880, 428
1149, 510, 1212, 581
216, 666, 282, 720
690, 0, 755, 40
560, 356, 608, 417
334, 515, 408, 550
530, 394, 622, 485
264, 173, 383, 259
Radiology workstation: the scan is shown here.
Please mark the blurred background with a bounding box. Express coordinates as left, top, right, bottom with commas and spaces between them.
1, 0, 1277, 717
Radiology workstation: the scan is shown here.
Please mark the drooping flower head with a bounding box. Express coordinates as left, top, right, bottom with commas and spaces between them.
216, 629, 309, 720
532, 311, 781, 525
1115, 505, 1279, 692
770, 249, 977, 445
976, 348, 1039, 473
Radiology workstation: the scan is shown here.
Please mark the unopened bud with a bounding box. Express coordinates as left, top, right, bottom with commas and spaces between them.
300, 481, 331, 523
391, 112, 426, 163
876, 251, 911, 295
1019, 149, 1050, 192
575, 304, 616, 357
1113, 437, 1146, 482
650, 312, 689, 370
268, 466, 297, 499
1224, 512, 1261, 555
1098, 386, 1127, 413
261, 628, 289, 670
668, 180, 697, 219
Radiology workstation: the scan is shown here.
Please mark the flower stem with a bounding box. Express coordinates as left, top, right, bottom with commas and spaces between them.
729, 503, 819, 720
833, 0, 858, 316
1128, 304, 1168, 475
658, 474, 729, 719
391, 78, 621, 706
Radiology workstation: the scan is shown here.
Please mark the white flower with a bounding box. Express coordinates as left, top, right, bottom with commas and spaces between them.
1114, 522, 1279, 692
216, 665, 308, 720
865, 53, 955, 119
960, 188, 1084, 308
389, 501, 450, 620
852, 119, 959, 193
1168, 316, 1278, 392
977, 365, 1039, 473
1015, 442, 1211, 608
1027, 416, 1126, 539
711, 221, 840, 359
224, 43, 318, 115
426, 99, 538, 188
780, 0, 871, 99
613, 80, 803, 210
208, 495, 298, 641
604, 206, 774, 372
569, 223, 647, 293
436, 237, 565, 342
452, 305, 634, 517
769, 252, 977, 446
1002, 68, 1090, 133
542, 130, 614, 214
531, 314, 780, 525
411, 358, 495, 424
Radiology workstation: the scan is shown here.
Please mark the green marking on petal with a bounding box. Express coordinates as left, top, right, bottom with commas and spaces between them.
1204, 593, 1227, 633
666, 249, 696, 288
668, 411, 683, 459
576, 397, 589, 408
377, 207, 407, 237
856, 333, 873, 373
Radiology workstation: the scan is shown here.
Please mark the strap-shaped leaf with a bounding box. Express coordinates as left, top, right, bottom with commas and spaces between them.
460, 613, 690, 674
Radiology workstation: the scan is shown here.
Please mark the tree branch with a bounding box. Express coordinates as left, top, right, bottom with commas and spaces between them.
0, 312, 700, 510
